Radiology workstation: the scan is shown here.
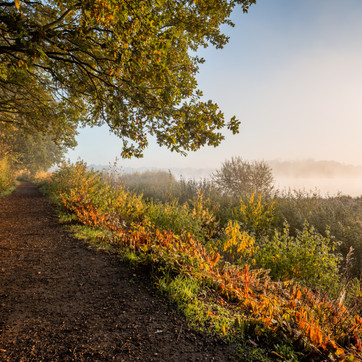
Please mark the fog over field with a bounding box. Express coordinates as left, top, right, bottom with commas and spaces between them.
89, 159, 362, 197
274, 177, 362, 197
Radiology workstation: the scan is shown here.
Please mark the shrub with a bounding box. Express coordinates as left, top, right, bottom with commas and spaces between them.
145, 193, 217, 241
41, 162, 362, 360
218, 220, 257, 265
232, 193, 276, 238
212, 157, 274, 198
121, 170, 176, 201
254, 222, 342, 291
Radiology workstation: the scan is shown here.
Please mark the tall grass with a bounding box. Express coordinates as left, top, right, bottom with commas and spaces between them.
39, 162, 362, 361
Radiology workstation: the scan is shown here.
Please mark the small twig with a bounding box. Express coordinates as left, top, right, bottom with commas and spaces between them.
176, 325, 182, 342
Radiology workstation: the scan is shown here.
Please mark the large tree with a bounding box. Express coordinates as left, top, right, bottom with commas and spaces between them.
0, 0, 255, 157
0, 126, 66, 174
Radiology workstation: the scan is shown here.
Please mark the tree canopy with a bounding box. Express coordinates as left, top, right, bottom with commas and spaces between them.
0, 126, 66, 174
0, 66, 79, 147
0, 0, 255, 157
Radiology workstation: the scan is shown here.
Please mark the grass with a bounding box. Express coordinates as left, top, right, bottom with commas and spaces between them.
37, 162, 362, 361
63, 218, 287, 360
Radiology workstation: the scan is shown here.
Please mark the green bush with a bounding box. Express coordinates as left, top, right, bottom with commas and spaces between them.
145, 197, 215, 241
275, 190, 362, 278
254, 222, 342, 291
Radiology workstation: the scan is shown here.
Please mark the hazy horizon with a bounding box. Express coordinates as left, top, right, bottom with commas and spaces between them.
85, 159, 362, 197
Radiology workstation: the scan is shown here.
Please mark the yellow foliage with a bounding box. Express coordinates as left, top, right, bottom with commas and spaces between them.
237, 193, 275, 237
222, 220, 257, 264
35, 171, 52, 183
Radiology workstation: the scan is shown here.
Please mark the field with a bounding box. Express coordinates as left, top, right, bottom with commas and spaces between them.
37, 162, 361, 361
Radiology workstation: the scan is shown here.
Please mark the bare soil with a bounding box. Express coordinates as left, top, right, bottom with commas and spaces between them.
0, 182, 239, 361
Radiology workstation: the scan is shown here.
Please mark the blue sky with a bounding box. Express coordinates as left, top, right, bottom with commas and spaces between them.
67, 0, 362, 169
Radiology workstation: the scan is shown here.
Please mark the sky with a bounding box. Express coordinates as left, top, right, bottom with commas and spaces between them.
67, 0, 362, 170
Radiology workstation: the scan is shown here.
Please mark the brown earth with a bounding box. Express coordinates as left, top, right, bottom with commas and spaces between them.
0, 182, 239, 361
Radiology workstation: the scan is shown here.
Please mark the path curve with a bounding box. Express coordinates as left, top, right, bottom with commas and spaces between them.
0, 182, 237, 361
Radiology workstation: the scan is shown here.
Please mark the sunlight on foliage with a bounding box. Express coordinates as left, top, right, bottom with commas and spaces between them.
255, 222, 342, 291
39, 162, 362, 361
234, 193, 276, 238
220, 220, 257, 265
0, 157, 15, 194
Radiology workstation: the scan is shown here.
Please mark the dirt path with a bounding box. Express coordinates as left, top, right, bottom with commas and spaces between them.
0, 182, 237, 361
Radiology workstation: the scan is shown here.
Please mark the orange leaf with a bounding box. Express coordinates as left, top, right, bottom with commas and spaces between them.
210, 253, 220, 267
356, 340, 361, 352
326, 340, 338, 351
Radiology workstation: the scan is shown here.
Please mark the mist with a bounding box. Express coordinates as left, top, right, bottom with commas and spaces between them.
89, 159, 362, 197
274, 177, 362, 197
269, 160, 362, 196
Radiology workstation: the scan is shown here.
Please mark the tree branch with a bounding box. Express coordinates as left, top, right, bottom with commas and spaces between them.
42, 7, 76, 31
